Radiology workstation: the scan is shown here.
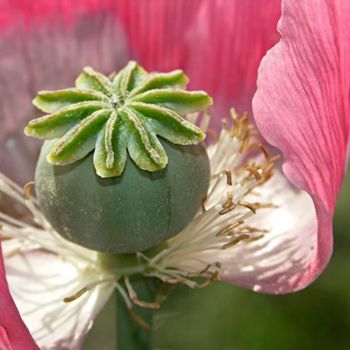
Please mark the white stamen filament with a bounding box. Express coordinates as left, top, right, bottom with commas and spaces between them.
144, 110, 276, 288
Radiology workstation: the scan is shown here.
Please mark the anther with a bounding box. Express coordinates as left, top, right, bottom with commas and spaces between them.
63, 287, 89, 303
224, 170, 232, 186
246, 167, 262, 180
222, 234, 250, 249
219, 206, 235, 215
23, 181, 35, 200
238, 201, 257, 213
125, 277, 160, 310
129, 309, 152, 332
199, 264, 211, 275
216, 221, 244, 237
201, 195, 208, 212
215, 262, 222, 269
252, 202, 278, 209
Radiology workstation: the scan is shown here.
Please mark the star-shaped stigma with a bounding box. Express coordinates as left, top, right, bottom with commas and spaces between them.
24, 61, 213, 177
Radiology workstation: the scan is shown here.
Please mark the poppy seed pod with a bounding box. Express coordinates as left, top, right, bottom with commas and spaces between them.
25, 62, 213, 253
35, 139, 210, 253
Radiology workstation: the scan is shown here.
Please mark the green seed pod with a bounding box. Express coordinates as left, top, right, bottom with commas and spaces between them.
35, 139, 210, 253
25, 61, 213, 253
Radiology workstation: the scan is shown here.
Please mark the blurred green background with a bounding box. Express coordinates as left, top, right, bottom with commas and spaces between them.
84, 173, 350, 350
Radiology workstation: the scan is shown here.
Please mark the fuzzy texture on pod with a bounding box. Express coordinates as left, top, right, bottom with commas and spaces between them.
35, 139, 210, 253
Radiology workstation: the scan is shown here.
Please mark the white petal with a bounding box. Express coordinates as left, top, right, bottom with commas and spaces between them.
4, 248, 115, 350
219, 168, 317, 294
150, 122, 318, 294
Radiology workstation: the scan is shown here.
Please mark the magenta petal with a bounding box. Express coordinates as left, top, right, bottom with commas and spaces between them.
253, 0, 350, 291
0, 241, 38, 350
1, 0, 281, 119
0, 0, 128, 142
115, 0, 281, 118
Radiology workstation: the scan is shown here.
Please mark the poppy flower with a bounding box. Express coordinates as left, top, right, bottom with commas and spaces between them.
0, 1, 349, 349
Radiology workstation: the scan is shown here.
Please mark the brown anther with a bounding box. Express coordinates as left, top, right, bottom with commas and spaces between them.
129, 309, 152, 332
259, 144, 270, 164
197, 271, 220, 288
252, 202, 278, 209
125, 277, 160, 310
23, 181, 35, 200
63, 287, 89, 303
246, 167, 262, 181
219, 206, 235, 215
199, 264, 211, 275
201, 195, 208, 212
246, 235, 265, 242
216, 220, 244, 237
215, 262, 222, 269
224, 170, 233, 186
241, 226, 269, 234
223, 191, 234, 208
209, 270, 219, 282
219, 191, 236, 215
222, 234, 250, 249
238, 201, 257, 213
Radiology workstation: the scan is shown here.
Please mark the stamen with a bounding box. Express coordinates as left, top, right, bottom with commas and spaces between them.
0, 109, 278, 312
215, 262, 222, 269
199, 264, 211, 275
246, 167, 262, 181
23, 181, 35, 200
222, 234, 250, 249
125, 277, 160, 310
224, 170, 233, 186
129, 309, 152, 332
145, 110, 278, 289
201, 195, 208, 212
238, 201, 257, 213
63, 287, 89, 303
216, 221, 244, 237
63, 278, 116, 303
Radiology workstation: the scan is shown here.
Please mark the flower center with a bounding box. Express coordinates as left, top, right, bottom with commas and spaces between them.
110, 94, 124, 109
0, 109, 278, 307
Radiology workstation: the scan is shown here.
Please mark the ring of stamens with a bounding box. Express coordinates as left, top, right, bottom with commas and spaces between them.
0, 108, 279, 328
143, 109, 278, 289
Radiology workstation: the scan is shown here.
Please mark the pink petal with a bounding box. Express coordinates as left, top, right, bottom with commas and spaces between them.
0, 0, 128, 143
0, 240, 39, 350
252, 0, 350, 291
114, 0, 281, 119
0, 0, 281, 133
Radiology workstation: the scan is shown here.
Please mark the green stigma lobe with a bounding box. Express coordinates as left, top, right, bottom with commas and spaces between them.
24, 61, 213, 177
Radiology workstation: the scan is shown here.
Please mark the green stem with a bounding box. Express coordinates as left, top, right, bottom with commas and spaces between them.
116, 277, 157, 350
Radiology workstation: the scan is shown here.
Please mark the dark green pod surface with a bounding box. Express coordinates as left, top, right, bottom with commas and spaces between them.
35, 139, 210, 253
